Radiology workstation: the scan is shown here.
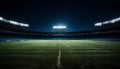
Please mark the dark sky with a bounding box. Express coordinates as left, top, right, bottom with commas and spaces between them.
0, 0, 120, 32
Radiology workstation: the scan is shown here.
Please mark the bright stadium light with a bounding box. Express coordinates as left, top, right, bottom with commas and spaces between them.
20, 23, 25, 26
117, 17, 120, 21
24, 24, 29, 27
0, 16, 29, 27
94, 17, 120, 26
94, 22, 102, 26
110, 19, 116, 23
114, 17, 120, 21
53, 25, 67, 32
0, 17, 4, 20
20, 23, 29, 27
53, 25, 66, 29
103, 21, 110, 24
9, 20, 29, 27
9, 20, 18, 25
111, 17, 120, 23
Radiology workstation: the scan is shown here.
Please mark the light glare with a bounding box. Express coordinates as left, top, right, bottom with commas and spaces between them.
10, 20, 18, 24
9, 20, 29, 27
103, 21, 110, 24
0, 16, 29, 27
0, 17, 4, 20
53, 26, 66, 29
94, 17, 120, 26
94, 22, 102, 26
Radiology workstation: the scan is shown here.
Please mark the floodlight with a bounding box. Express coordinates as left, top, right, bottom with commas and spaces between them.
110, 20, 116, 23
94, 22, 102, 26
0, 17, 4, 20
24, 24, 29, 27
94, 17, 120, 26
114, 17, 120, 22
117, 17, 120, 20
9, 20, 29, 27
109, 17, 120, 23
103, 21, 110, 24
20, 23, 24, 26
53, 26, 66, 29
0, 16, 29, 27
20, 23, 29, 27
9, 20, 18, 25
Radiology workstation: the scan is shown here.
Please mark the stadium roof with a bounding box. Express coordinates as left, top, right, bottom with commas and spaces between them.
95, 17, 120, 27
0, 16, 29, 27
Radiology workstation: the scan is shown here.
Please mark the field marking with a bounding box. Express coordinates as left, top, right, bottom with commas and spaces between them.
57, 42, 62, 69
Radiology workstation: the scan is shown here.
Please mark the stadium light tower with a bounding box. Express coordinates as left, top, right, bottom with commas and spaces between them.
53, 25, 67, 32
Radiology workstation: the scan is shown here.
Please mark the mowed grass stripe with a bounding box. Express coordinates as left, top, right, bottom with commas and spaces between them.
0, 40, 59, 69
61, 40, 120, 69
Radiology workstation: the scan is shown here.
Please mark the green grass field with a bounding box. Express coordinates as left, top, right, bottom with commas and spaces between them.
0, 40, 120, 69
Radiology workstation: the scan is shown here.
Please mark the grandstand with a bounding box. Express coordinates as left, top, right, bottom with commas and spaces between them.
0, 16, 120, 38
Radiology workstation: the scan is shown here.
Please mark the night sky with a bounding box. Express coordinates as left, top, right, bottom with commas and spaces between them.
0, 0, 120, 32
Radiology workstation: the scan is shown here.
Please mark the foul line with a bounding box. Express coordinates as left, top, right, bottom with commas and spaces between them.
57, 43, 62, 69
